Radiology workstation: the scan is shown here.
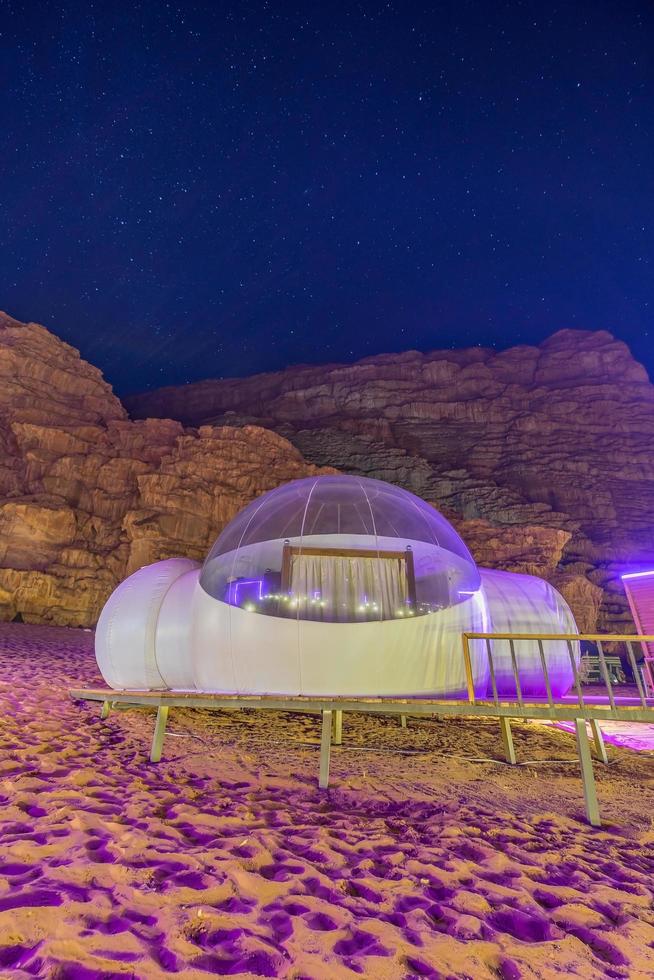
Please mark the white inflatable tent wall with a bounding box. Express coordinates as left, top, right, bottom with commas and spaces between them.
95, 476, 579, 698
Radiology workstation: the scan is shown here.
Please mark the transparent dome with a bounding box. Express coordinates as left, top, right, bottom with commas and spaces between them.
200, 475, 480, 623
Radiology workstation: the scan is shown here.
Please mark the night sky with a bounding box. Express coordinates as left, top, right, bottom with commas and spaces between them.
2, 1, 652, 394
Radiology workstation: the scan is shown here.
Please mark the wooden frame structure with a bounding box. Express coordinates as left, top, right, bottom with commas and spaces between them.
70, 631, 654, 828
280, 541, 417, 608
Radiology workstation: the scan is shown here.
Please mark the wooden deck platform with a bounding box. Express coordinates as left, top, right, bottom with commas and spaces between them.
69, 684, 654, 827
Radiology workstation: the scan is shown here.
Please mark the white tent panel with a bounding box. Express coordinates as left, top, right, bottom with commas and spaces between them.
95, 559, 579, 698
155, 566, 200, 690
190, 580, 236, 693
95, 557, 199, 690
188, 589, 489, 697
297, 593, 488, 696
94, 477, 581, 699
479, 568, 579, 697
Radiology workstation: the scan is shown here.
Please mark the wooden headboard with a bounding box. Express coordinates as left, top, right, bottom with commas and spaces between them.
280, 542, 417, 607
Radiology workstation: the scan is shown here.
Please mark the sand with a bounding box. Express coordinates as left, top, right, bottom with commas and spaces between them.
1, 623, 654, 979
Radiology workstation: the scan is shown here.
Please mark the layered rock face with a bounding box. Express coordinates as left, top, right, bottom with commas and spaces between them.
0, 313, 331, 626
127, 330, 654, 633
2, 310, 650, 633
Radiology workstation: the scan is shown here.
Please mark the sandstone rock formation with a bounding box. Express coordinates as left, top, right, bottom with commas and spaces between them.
1, 309, 649, 633
0, 312, 331, 626
126, 330, 654, 633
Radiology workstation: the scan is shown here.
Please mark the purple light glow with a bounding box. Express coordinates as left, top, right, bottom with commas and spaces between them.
228, 578, 263, 605
622, 570, 654, 581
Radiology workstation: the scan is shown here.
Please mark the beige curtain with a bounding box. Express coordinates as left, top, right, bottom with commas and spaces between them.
289, 554, 407, 621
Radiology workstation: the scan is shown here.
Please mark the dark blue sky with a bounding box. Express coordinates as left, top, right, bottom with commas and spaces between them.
2, 1, 652, 393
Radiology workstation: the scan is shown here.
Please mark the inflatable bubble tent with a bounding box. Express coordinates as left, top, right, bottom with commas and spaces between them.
200, 474, 481, 623
96, 474, 580, 698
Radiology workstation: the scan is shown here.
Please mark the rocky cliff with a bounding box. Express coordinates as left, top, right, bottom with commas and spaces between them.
1, 311, 650, 632
0, 312, 331, 625
126, 330, 654, 634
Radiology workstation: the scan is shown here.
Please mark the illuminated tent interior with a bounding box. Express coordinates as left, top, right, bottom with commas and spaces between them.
96, 475, 579, 698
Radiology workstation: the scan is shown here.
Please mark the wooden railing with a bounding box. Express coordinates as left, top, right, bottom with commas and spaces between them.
461, 632, 654, 709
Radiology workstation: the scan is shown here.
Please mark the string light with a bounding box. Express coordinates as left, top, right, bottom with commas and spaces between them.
231, 584, 441, 621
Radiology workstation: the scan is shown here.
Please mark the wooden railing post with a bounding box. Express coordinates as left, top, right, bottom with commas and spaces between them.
596, 640, 616, 710
536, 639, 554, 706
485, 638, 499, 704
508, 638, 523, 705
626, 640, 647, 706
462, 634, 476, 704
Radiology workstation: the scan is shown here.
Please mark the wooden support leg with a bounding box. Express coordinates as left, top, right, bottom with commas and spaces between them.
500, 717, 516, 765
332, 709, 343, 745
319, 710, 332, 789
400, 714, 407, 729
150, 706, 169, 763
575, 718, 601, 827
589, 719, 609, 765
100, 700, 110, 720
